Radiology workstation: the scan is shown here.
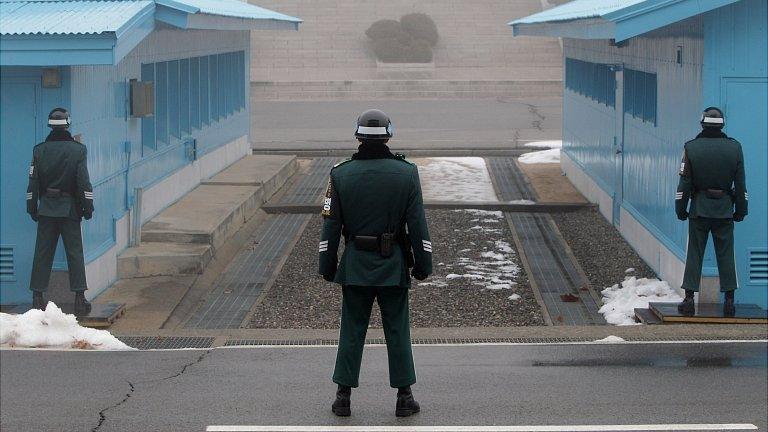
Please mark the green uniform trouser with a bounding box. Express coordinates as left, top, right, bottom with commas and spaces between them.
29, 216, 87, 293
682, 217, 737, 292
333, 285, 416, 388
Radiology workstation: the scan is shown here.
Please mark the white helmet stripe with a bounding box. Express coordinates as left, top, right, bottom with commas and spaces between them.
48, 119, 70, 125
701, 116, 724, 124
356, 126, 388, 135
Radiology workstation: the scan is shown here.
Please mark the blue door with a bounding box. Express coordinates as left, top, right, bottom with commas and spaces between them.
724, 78, 768, 308
0, 78, 40, 304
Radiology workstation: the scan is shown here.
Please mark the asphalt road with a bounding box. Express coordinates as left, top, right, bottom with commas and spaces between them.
250, 99, 562, 151
1, 342, 766, 432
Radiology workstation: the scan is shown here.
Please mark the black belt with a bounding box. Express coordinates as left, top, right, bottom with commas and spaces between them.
348, 234, 395, 257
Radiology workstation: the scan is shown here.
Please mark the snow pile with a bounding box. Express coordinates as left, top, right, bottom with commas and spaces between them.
519, 140, 562, 165
415, 157, 498, 202
599, 277, 683, 326
508, 294, 521, 301
434, 210, 521, 290
0, 303, 134, 350
594, 335, 626, 343
524, 140, 563, 149
519, 148, 560, 164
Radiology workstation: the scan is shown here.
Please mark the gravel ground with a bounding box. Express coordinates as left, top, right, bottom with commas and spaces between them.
248, 210, 544, 329
551, 208, 657, 293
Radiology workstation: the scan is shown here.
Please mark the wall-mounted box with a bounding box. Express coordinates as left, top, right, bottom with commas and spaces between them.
130, 79, 154, 118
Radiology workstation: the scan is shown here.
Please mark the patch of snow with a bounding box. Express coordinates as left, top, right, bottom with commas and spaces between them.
0, 303, 134, 350
461, 209, 503, 217
494, 240, 513, 253
599, 277, 683, 326
481, 219, 500, 223
594, 335, 626, 343
508, 294, 522, 301
481, 251, 506, 261
625, 268, 635, 273
446, 273, 485, 280
415, 157, 498, 201
524, 140, 563, 149
487, 284, 513, 290
519, 148, 560, 165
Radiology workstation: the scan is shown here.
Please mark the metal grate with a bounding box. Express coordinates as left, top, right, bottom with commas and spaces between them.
0, 246, 15, 281
223, 335, 765, 346
486, 157, 537, 201
184, 214, 310, 329
279, 157, 339, 205
117, 336, 215, 350
749, 249, 768, 284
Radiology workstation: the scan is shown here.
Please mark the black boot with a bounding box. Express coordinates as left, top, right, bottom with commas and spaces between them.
331, 385, 351, 417
32, 292, 46, 310
677, 290, 695, 316
723, 291, 736, 317
74, 291, 91, 316
395, 386, 420, 417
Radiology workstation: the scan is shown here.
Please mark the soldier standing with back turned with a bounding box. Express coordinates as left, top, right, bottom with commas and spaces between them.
319, 109, 432, 417
676, 107, 748, 317
27, 108, 94, 315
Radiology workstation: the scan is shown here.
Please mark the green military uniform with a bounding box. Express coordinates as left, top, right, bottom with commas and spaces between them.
26, 133, 94, 293
676, 135, 748, 292
319, 155, 432, 388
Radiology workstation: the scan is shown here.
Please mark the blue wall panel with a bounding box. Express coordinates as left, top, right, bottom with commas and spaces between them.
703, 0, 768, 306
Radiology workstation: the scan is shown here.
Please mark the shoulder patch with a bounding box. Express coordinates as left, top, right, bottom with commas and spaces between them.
332, 159, 352, 169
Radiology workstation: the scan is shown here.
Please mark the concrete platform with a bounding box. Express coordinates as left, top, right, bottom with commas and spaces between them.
201, 155, 297, 195
645, 302, 768, 324
117, 242, 213, 278
141, 185, 264, 248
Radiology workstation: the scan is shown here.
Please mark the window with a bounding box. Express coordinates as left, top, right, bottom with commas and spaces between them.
180, 58, 190, 135
140, 51, 247, 149
190, 57, 200, 129
141, 63, 156, 150
565, 58, 615, 108
155, 61, 168, 146
624, 68, 657, 126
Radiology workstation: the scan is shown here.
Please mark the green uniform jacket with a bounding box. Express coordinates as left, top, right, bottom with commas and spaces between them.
318, 156, 432, 288
676, 137, 747, 219
27, 139, 94, 220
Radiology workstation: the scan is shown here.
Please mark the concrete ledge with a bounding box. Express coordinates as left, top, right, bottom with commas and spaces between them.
141, 185, 264, 249
201, 155, 298, 198
262, 201, 596, 214
117, 243, 213, 279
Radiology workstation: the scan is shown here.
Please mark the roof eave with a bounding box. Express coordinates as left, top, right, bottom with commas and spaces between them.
155, 4, 301, 32
0, 3, 156, 66
511, 18, 615, 40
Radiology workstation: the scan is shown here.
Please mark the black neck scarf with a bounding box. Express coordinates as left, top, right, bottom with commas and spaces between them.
46, 129, 75, 142
696, 128, 728, 139
351, 142, 396, 160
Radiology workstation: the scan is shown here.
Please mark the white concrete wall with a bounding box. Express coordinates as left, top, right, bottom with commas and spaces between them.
86, 134, 248, 300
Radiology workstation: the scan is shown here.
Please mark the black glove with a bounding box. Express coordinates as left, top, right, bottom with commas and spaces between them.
733, 214, 745, 222
83, 211, 93, 220
30, 212, 38, 222
411, 269, 428, 281
322, 271, 336, 282
676, 211, 689, 221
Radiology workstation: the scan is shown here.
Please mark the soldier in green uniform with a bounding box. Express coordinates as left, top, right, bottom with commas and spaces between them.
26, 108, 94, 315
676, 107, 747, 317
319, 109, 432, 417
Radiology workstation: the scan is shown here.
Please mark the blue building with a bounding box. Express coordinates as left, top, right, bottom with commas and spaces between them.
511, 0, 767, 307
0, 0, 300, 304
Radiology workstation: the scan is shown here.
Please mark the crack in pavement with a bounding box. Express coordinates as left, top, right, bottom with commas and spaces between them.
91, 349, 213, 431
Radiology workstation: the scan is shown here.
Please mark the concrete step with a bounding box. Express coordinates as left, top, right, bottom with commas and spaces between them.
116, 155, 298, 279
117, 242, 213, 278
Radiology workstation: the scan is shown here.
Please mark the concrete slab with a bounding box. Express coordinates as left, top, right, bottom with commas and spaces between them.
518, 162, 588, 203
201, 155, 298, 200
95, 275, 197, 331
141, 185, 264, 248
117, 242, 213, 279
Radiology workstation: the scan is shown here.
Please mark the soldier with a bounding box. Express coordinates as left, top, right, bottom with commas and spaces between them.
319, 109, 432, 417
676, 106, 747, 317
26, 108, 94, 315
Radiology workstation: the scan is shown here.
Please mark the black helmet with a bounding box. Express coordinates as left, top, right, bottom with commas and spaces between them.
48, 107, 71, 129
700, 106, 724, 129
355, 109, 393, 141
